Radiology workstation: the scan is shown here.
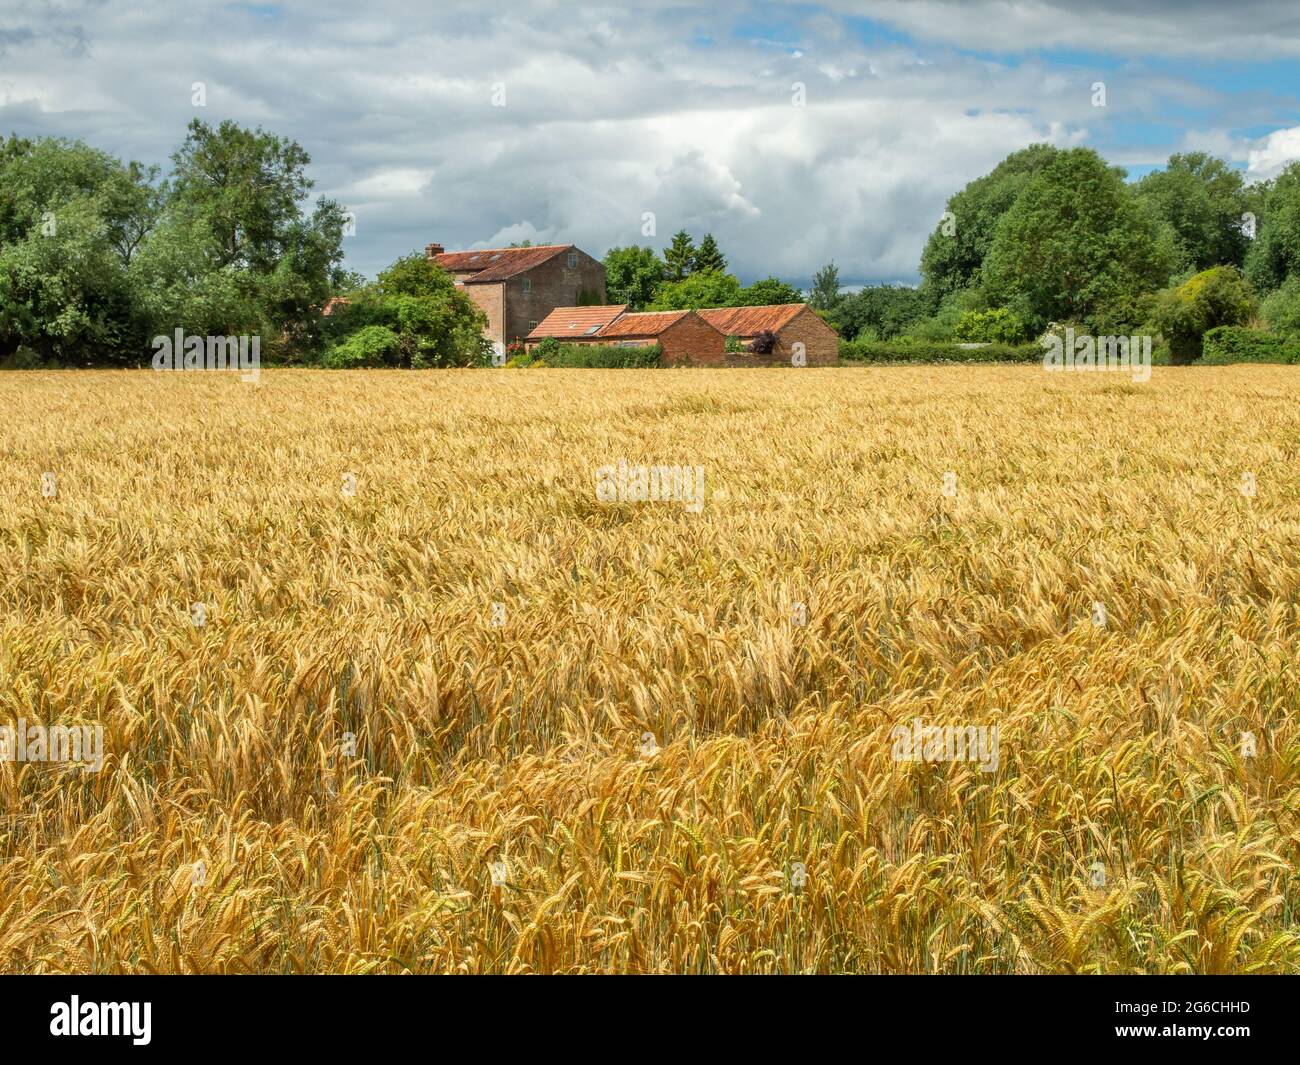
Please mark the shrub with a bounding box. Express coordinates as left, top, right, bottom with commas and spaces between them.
532, 336, 561, 360
838, 338, 1041, 363
724, 334, 746, 353
1200, 326, 1300, 364
954, 307, 1029, 344
323, 324, 401, 368
539, 343, 662, 368
748, 329, 776, 354
322, 255, 489, 368
1153, 265, 1256, 364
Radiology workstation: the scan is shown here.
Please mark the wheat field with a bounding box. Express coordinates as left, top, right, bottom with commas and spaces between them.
1, 365, 1298, 974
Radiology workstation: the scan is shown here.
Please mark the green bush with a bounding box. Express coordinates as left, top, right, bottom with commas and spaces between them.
1200, 326, 1300, 365
323, 324, 401, 368
838, 338, 1041, 363
953, 306, 1029, 344
322, 255, 490, 368
1152, 265, 1256, 363
538, 343, 663, 368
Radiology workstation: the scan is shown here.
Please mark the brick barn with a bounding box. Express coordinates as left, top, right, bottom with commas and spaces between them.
698, 304, 839, 365
425, 242, 606, 352
527, 307, 724, 365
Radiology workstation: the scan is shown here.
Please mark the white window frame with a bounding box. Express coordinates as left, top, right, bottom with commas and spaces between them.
521, 278, 532, 293
566, 253, 578, 268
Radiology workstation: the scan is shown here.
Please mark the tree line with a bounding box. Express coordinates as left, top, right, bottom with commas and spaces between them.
6, 125, 1300, 368
812, 146, 1300, 361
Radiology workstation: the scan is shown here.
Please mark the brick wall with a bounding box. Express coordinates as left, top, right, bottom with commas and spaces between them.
461, 283, 505, 346
502, 249, 607, 346
774, 307, 838, 365
720, 308, 839, 366
656, 314, 726, 365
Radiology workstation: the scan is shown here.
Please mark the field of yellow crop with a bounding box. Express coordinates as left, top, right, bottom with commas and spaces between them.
2, 365, 1299, 973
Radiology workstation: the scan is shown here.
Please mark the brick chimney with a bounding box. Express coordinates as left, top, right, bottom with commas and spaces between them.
425, 242, 445, 258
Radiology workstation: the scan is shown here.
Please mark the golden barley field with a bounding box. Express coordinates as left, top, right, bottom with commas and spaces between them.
2, 365, 1299, 974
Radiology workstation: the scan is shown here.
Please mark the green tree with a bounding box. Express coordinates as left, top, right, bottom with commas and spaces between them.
0, 199, 145, 365
648, 269, 742, 310
324, 254, 488, 368
1244, 162, 1300, 293
0, 136, 158, 364
169, 119, 314, 271
919, 143, 1061, 307
809, 261, 842, 311
982, 148, 1174, 330
1153, 265, 1256, 363
1135, 152, 1251, 272
159, 119, 350, 350
829, 285, 928, 340
1261, 275, 1300, 335
694, 233, 727, 273
603, 245, 666, 310
663, 229, 696, 281
739, 276, 803, 305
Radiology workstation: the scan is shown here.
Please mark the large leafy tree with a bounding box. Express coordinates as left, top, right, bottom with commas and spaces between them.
168, 119, 314, 272
919, 143, 1060, 307
602, 245, 666, 310
1244, 162, 1300, 293
981, 148, 1174, 329
1135, 152, 1251, 272
148, 119, 350, 348
1, 122, 360, 365
0, 136, 158, 364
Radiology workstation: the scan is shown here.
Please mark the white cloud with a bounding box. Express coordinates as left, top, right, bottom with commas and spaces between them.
1247, 127, 1300, 182
0, 0, 1283, 285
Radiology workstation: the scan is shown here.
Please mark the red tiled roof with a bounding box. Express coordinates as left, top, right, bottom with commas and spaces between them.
597, 310, 690, 338
527, 305, 627, 340
432, 244, 572, 283
698, 303, 807, 336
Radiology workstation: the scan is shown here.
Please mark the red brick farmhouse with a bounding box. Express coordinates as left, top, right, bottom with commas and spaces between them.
425, 242, 606, 352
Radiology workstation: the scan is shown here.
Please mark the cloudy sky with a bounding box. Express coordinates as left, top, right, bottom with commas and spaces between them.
2, 0, 1298, 286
